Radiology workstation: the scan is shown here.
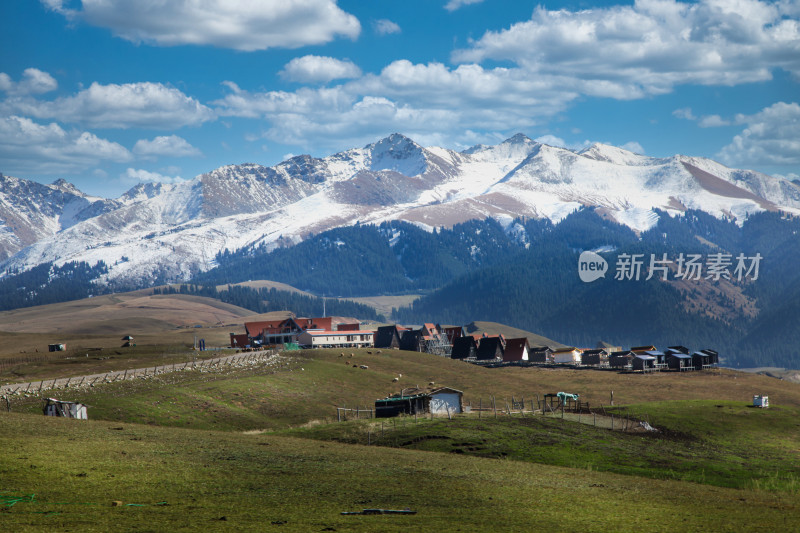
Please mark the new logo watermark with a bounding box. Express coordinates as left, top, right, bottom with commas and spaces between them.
578, 251, 608, 283
579, 252, 762, 283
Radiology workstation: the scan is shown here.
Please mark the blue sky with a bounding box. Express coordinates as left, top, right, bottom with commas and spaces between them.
1, 0, 798, 198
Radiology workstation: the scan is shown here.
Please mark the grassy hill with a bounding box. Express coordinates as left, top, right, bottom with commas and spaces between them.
2, 348, 800, 531
4, 411, 798, 532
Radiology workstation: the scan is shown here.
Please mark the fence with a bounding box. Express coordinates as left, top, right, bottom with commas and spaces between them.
335, 393, 656, 434
0, 349, 278, 397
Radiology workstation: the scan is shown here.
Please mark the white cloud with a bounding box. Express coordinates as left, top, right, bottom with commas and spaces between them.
122, 168, 184, 185
133, 135, 202, 158
718, 101, 800, 166
698, 114, 731, 127
673, 107, 697, 120
0, 68, 58, 95
452, 0, 800, 98
621, 141, 645, 154
444, 0, 485, 11
3, 82, 214, 129
373, 19, 401, 35
535, 134, 568, 148
280, 55, 362, 84
213, 60, 575, 150
46, 0, 360, 51
0, 116, 131, 175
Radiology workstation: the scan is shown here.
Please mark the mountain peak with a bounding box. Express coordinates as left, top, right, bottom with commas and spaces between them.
368, 133, 428, 176
504, 133, 534, 145
578, 143, 647, 165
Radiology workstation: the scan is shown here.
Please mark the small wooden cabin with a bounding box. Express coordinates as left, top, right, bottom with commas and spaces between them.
632, 354, 656, 372
374, 325, 407, 349
451, 336, 479, 359
529, 346, 553, 363
581, 349, 608, 367
503, 338, 530, 362
476, 336, 505, 361
609, 350, 635, 369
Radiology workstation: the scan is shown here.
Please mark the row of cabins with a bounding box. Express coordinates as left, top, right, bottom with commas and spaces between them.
377, 323, 719, 371
524, 344, 719, 372
233, 319, 719, 372
232, 317, 374, 349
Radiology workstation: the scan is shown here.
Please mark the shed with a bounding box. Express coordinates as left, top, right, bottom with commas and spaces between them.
375, 387, 463, 417
43, 398, 87, 419
48, 343, 66, 352
753, 395, 769, 408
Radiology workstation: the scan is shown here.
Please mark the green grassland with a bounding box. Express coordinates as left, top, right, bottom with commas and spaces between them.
2, 412, 799, 532
4, 347, 800, 531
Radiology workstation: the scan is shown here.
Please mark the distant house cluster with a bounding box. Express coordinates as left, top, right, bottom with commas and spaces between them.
231, 317, 719, 373
231, 316, 373, 349
374, 322, 720, 373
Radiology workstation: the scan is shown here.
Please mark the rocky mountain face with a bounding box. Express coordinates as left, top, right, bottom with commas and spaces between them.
1, 133, 799, 286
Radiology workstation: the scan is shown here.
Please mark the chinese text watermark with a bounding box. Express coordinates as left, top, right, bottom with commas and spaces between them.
579, 252, 762, 283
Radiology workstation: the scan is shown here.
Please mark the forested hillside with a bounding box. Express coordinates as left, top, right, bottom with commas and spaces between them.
153, 284, 384, 322
0, 261, 109, 311
194, 219, 528, 296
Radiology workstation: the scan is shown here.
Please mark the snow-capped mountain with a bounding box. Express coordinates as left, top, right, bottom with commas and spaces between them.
2, 133, 799, 286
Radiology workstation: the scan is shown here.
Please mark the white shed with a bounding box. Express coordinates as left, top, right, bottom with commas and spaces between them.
43, 398, 88, 419
428, 387, 463, 415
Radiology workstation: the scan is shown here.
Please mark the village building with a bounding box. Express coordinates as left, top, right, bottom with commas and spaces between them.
529, 346, 553, 363
597, 341, 622, 352
631, 345, 658, 355
243, 317, 336, 346
666, 351, 694, 371
644, 350, 667, 370
374, 325, 408, 349
632, 353, 657, 372
552, 347, 581, 365
297, 329, 374, 349
580, 348, 609, 367
375, 387, 463, 418
442, 326, 466, 344
451, 335, 479, 360
229, 333, 250, 349
477, 336, 505, 361
503, 338, 530, 362
609, 350, 635, 369
692, 350, 717, 370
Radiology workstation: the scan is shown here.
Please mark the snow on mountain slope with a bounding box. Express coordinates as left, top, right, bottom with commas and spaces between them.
0, 173, 121, 261
2, 133, 800, 286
